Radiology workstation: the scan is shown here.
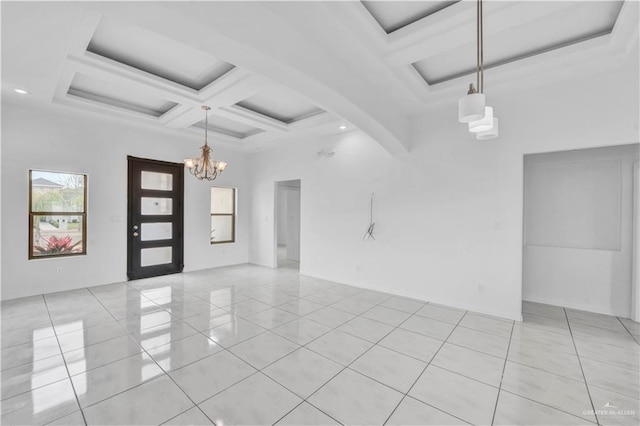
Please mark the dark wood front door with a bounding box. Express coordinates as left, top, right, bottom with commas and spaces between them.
127, 156, 184, 280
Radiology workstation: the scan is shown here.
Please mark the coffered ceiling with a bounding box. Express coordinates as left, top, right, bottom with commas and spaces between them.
2, 1, 637, 154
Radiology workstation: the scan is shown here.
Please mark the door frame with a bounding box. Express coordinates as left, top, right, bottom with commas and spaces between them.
633, 161, 640, 321
273, 179, 301, 268
127, 156, 184, 280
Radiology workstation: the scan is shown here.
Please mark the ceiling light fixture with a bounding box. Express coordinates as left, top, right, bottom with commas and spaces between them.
13, 88, 29, 95
184, 106, 227, 181
458, 0, 499, 140
339, 125, 347, 130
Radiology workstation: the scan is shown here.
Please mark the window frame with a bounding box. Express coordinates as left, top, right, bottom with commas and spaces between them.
28, 170, 88, 259
210, 186, 236, 245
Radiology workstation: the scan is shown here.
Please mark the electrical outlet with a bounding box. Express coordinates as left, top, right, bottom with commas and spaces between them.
56, 267, 63, 275
355, 265, 361, 272
478, 284, 485, 293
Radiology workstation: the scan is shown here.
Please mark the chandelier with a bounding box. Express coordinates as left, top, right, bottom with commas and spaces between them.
184, 105, 227, 180
458, 0, 499, 140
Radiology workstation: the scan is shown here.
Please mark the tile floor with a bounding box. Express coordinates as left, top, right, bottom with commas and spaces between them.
1, 264, 639, 425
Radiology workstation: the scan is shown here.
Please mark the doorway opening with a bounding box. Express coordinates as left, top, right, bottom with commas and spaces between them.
522, 144, 639, 319
275, 180, 301, 270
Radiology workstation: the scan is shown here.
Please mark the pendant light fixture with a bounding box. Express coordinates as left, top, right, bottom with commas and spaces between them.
458, 0, 499, 140
184, 106, 227, 181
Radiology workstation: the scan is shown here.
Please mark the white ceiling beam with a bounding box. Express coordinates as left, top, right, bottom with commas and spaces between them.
67, 52, 200, 105
383, 2, 577, 67
217, 105, 288, 133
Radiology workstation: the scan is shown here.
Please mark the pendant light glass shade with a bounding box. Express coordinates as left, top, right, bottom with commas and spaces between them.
469, 106, 493, 133
458, 92, 486, 123
476, 117, 499, 140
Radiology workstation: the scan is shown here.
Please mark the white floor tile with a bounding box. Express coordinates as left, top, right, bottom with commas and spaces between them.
580, 358, 640, 400
82, 375, 193, 425
147, 333, 224, 372
63, 334, 143, 376
162, 407, 213, 425
1, 354, 68, 401
409, 365, 499, 426
588, 384, 640, 426
275, 402, 339, 425
386, 396, 469, 425
229, 331, 300, 369
3, 266, 637, 426
350, 345, 426, 393
507, 338, 584, 381
494, 390, 594, 425
361, 305, 412, 327
309, 368, 404, 425
303, 306, 355, 328
501, 361, 595, 422
72, 352, 163, 407
263, 347, 343, 399
1, 336, 61, 370
244, 307, 300, 330
415, 304, 466, 325
1, 379, 79, 426
522, 301, 566, 320
337, 316, 395, 343
199, 373, 302, 426
431, 343, 504, 387
378, 327, 443, 362
169, 350, 256, 403
458, 313, 513, 337
400, 314, 455, 341
271, 317, 332, 345
306, 329, 373, 366
379, 296, 426, 314
202, 318, 267, 348
447, 325, 511, 358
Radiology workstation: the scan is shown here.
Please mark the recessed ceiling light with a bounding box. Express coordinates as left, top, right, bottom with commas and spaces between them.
339, 125, 347, 130
13, 88, 30, 95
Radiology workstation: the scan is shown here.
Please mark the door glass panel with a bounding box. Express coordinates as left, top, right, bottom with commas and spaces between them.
141, 247, 172, 267
211, 216, 233, 243
141, 223, 172, 241
141, 172, 173, 191
141, 198, 172, 215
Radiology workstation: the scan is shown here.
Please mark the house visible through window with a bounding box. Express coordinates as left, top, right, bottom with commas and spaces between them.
29, 170, 87, 259
211, 187, 235, 244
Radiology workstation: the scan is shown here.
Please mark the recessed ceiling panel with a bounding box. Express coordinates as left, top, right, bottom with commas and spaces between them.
67, 73, 177, 117
194, 115, 263, 139
236, 87, 324, 124
414, 1, 624, 85
87, 17, 234, 90
362, 1, 459, 33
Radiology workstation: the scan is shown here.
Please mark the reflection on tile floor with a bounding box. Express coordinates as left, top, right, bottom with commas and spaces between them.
1, 264, 639, 425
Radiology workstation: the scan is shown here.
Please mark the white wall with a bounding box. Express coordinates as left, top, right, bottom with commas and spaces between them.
247, 63, 639, 321
1, 101, 249, 300
284, 186, 301, 262
523, 145, 639, 317
276, 187, 287, 246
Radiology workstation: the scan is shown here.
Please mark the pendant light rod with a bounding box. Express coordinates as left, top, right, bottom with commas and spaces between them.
480, 0, 484, 94
202, 105, 211, 145
477, 0, 484, 94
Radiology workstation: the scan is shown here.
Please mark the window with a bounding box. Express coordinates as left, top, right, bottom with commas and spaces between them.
29, 170, 87, 259
211, 187, 235, 244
